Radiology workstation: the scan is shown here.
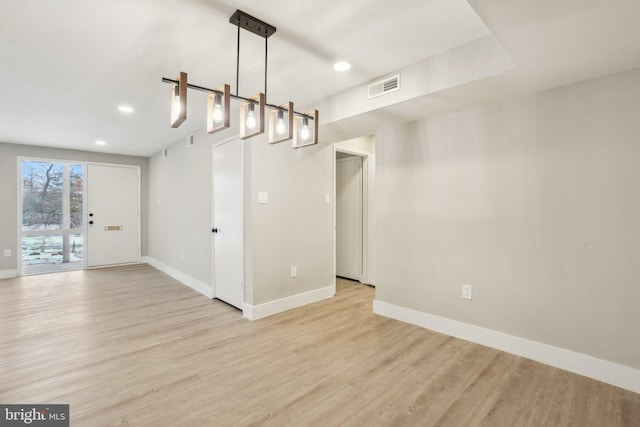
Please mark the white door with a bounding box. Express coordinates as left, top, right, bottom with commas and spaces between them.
86, 164, 140, 267
212, 139, 244, 309
336, 155, 363, 281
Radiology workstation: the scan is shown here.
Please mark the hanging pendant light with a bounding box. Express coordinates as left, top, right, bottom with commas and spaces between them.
246, 104, 257, 129
240, 93, 265, 139
162, 10, 319, 146
300, 117, 310, 140
293, 110, 318, 148
207, 84, 230, 134
212, 95, 223, 123
268, 101, 293, 144
170, 72, 187, 128
276, 111, 286, 134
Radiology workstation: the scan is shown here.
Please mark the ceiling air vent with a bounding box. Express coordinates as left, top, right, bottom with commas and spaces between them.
368, 74, 400, 99
186, 133, 195, 148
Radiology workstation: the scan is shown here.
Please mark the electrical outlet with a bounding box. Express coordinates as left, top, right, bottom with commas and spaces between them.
291, 266, 297, 278
462, 284, 472, 300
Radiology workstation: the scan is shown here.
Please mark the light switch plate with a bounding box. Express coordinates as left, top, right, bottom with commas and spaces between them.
3, 249, 11, 257
462, 284, 472, 300
324, 193, 331, 205
258, 192, 269, 204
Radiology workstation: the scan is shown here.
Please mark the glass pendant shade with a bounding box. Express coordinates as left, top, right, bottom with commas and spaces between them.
276, 112, 286, 134
268, 101, 293, 144
293, 110, 318, 148
246, 104, 257, 129
213, 96, 223, 123
170, 72, 187, 128
240, 93, 265, 139
207, 84, 230, 134
300, 118, 310, 140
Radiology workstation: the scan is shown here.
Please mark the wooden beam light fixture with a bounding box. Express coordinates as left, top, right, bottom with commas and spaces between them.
170, 72, 187, 128
162, 10, 319, 147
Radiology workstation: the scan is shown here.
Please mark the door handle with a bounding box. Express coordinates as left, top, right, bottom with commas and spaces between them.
212, 228, 218, 234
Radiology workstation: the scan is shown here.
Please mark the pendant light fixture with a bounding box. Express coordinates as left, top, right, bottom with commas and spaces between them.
207, 84, 230, 134
170, 72, 187, 128
293, 110, 319, 148
162, 10, 318, 147
240, 93, 265, 139
268, 101, 293, 144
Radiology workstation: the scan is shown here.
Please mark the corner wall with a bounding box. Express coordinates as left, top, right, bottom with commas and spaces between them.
146, 127, 236, 292
374, 68, 640, 374
146, 127, 335, 314
245, 133, 335, 307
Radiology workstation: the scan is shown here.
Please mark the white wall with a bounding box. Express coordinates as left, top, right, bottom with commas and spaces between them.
147, 127, 227, 289
316, 35, 515, 129
334, 135, 375, 155
245, 134, 334, 305
374, 67, 640, 370
147, 126, 335, 312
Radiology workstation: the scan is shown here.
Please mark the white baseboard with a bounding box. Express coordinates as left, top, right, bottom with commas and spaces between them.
244, 285, 335, 321
143, 256, 213, 299
0, 269, 18, 280
373, 300, 640, 394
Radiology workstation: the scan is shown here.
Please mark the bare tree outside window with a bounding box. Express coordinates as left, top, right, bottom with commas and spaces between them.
22, 162, 64, 231
70, 164, 83, 229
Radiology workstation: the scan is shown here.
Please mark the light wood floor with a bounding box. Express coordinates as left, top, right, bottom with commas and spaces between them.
1, 264, 638, 426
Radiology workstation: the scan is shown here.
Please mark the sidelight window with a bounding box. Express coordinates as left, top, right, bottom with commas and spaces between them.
20, 160, 85, 274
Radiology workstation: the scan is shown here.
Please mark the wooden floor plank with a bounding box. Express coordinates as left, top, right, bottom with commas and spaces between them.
1, 265, 638, 426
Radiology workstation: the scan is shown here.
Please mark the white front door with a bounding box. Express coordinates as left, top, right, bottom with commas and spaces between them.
86, 164, 140, 267
336, 155, 363, 281
212, 139, 244, 309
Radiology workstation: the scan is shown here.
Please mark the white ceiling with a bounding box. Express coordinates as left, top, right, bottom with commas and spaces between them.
1, 0, 640, 156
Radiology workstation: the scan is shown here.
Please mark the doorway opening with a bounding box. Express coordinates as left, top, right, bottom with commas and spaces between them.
336, 153, 363, 282
334, 139, 375, 289
211, 137, 245, 312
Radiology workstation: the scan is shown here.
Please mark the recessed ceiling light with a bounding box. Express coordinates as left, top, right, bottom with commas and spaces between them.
118, 105, 134, 113
333, 62, 351, 72
95, 140, 106, 146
